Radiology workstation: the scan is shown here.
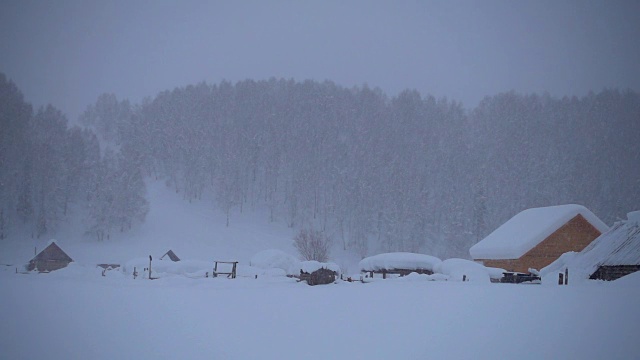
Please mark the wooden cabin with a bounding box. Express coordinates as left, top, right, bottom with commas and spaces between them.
28, 241, 73, 272
470, 205, 608, 273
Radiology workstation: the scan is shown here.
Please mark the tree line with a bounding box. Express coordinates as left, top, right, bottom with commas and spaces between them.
1, 73, 638, 258
0, 73, 148, 242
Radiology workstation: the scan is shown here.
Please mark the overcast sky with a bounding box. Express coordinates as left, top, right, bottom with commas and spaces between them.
1, 1, 639, 121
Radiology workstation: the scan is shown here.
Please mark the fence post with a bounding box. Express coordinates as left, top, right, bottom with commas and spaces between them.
558, 273, 564, 285
463, 275, 467, 282
564, 268, 568, 285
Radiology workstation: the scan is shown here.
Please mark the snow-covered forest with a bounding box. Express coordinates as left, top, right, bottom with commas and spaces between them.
1, 73, 639, 258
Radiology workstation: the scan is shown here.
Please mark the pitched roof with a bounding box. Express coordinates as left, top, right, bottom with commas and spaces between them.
470, 204, 608, 260
31, 241, 73, 263
160, 250, 180, 262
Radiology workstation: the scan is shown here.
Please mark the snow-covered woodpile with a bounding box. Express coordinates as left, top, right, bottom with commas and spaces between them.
288, 261, 340, 285
470, 204, 608, 273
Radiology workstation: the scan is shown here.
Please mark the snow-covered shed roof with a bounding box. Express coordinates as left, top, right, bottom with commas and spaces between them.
31, 241, 73, 263
359, 252, 442, 272
542, 211, 640, 279
470, 204, 608, 260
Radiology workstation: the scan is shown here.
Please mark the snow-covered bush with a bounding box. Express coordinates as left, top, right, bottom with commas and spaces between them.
293, 228, 331, 262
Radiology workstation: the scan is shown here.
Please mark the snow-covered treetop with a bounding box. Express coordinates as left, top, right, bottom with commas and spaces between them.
470, 204, 608, 260
358, 252, 442, 272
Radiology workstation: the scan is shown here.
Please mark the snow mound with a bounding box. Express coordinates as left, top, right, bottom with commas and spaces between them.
434, 258, 504, 283
123, 257, 212, 278
287, 260, 341, 276
359, 252, 442, 272
470, 204, 608, 260
249, 249, 299, 271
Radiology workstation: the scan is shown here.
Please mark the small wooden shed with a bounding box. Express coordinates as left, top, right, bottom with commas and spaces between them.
160, 250, 180, 262
470, 205, 608, 273
28, 241, 73, 272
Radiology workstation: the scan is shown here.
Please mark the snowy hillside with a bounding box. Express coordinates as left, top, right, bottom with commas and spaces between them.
0, 181, 296, 267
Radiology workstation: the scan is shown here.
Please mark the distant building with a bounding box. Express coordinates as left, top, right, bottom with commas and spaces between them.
470, 204, 608, 273
160, 250, 180, 262
28, 241, 73, 272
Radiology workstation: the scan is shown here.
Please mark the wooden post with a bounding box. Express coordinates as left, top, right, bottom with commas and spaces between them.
463, 275, 467, 282
383, 269, 387, 279
133, 267, 137, 279
148, 255, 152, 279
558, 273, 564, 285
564, 268, 569, 285
232, 262, 237, 279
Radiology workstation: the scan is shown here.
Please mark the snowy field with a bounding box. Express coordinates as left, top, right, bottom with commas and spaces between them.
1, 182, 639, 359
1, 266, 639, 359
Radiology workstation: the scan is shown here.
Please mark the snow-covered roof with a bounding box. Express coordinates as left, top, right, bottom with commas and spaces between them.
433, 258, 505, 282
358, 252, 442, 272
470, 204, 608, 260
542, 212, 640, 280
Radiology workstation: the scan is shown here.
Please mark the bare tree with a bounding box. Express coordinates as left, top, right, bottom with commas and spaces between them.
293, 228, 331, 262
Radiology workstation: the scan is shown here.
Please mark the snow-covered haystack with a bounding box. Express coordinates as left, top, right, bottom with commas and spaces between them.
433, 258, 504, 283
287, 260, 341, 276
358, 252, 442, 273
250, 249, 299, 272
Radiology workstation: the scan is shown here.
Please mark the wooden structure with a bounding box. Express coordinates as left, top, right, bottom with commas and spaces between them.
299, 267, 337, 285
364, 268, 433, 279
213, 261, 238, 279
28, 242, 73, 272
500, 272, 541, 284
97, 264, 121, 270
160, 250, 180, 262
590, 265, 640, 281
471, 205, 607, 273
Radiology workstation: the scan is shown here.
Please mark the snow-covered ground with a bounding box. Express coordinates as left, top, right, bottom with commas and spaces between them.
1, 183, 639, 359
1, 264, 639, 359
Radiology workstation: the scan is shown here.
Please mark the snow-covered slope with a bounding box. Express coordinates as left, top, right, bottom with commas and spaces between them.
0, 180, 300, 269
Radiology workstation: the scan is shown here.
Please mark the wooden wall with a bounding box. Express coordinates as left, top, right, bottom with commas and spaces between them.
478, 214, 602, 273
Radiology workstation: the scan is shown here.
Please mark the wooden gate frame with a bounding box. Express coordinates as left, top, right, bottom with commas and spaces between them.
213, 261, 238, 279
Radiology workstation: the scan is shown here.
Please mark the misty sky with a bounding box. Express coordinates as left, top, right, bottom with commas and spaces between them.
1, 1, 639, 122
